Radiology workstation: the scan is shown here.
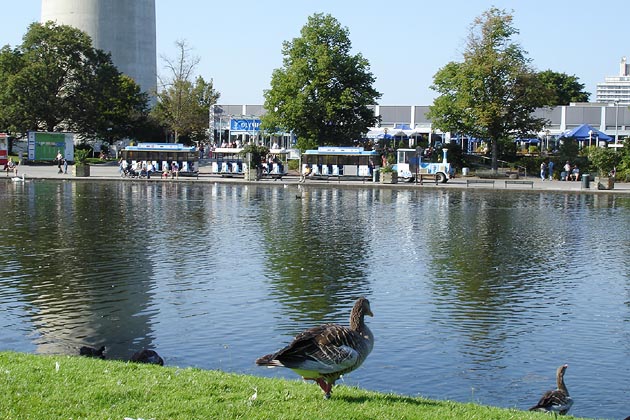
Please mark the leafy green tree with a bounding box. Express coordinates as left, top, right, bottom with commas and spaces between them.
428, 8, 547, 171
615, 138, 630, 179
262, 13, 381, 150
0, 22, 148, 139
537, 70, 590, 105
584, 145, 620, 176
89, 74, 150, 144
152, 40, 220, 143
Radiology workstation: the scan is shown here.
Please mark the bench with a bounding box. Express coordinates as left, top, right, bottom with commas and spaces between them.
417, 174, 439, 185
466, 179, 495, 188
260, 173, 285, 181
340, 175, 371, 183
505, 180, 533, 188
303, 175, 370, 183
178, 171, 199, 179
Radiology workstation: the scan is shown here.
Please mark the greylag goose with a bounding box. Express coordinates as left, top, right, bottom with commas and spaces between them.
529, 364, 573, 415
256, 297, 374, 399
130, 349, 164, 366
79, 345, 106, 359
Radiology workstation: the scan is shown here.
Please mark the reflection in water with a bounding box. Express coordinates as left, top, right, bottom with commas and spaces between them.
2, 182, 159, 358
263, 187, 372, 329
0, 180, 629, 419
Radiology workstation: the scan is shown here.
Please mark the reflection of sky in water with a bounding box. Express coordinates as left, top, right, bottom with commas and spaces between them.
0, 181, 629, 419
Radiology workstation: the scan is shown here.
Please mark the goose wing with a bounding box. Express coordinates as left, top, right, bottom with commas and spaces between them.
257, 323, 365, 374
530, 389, 571, 412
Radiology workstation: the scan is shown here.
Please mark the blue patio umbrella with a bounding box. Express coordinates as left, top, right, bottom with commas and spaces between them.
559, 124, 612, 141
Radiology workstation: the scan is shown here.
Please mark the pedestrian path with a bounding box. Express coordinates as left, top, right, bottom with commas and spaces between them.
4, 162, 629, 194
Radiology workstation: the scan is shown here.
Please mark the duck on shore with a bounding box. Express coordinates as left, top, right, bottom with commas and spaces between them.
79, 346, 106, 359
529, 364, 573, 415
256, 297, 374, 399
130, 348, 164, 366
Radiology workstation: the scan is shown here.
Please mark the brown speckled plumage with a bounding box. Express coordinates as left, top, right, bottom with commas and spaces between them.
529, 364, 573, 415
256, 297, 374, 398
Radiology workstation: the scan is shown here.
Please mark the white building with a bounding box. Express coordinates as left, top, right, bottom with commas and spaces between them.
216, 102, 629, 145
41, 0, 157, 98
596, 57, 630, 106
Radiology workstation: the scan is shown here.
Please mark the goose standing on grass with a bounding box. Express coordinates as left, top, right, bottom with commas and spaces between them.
256, 297, 374, 399
529, 364, 573, 415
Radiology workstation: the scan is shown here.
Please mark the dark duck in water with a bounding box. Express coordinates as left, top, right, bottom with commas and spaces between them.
256, 297, 374, 399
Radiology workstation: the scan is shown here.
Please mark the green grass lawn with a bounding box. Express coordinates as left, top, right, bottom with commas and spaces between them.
0, 351, 588, 420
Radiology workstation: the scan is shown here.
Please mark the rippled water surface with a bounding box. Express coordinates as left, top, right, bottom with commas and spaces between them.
1, 180, 629, 419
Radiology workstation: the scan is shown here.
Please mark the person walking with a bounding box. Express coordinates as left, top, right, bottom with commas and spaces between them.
56, 151, 63, 174
548, 160, 554, 180
540, 161, 547, 181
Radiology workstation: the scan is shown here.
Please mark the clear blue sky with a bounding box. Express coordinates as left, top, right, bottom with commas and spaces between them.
2, 0, 628, 105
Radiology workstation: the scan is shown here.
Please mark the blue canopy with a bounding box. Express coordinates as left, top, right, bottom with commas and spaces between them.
559, 124, 612, 141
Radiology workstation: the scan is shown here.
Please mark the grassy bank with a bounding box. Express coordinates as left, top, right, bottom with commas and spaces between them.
0, 352, 585, 420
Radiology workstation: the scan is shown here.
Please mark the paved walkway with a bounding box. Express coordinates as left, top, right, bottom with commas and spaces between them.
4, 162, 629, 194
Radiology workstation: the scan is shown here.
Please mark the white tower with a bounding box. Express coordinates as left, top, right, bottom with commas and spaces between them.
41, 0, 157, 97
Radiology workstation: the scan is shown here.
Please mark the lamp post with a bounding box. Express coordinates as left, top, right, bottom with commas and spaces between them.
614, 100, 620, 145
544, 129, 550, 153
415, 146, 422, 185
218, 114, 223, 146
588, 130, 593, 148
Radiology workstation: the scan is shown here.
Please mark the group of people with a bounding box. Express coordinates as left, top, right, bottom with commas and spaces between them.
561, 161, 581, 181
119, 158, 181, 179
540, 160, 581, 181
539, 160, 554, 181
264, 154, 284, 174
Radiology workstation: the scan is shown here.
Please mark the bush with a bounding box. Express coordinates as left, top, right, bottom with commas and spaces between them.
287, 159, 299, 171
240, 144, 269, 169
74, 149, 91, 165
585, 146, 619, 176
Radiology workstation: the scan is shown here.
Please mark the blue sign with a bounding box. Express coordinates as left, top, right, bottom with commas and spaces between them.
230, 118, 261, 132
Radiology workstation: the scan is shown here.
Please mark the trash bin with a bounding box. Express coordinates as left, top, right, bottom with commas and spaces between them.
581, 174, 590, 188
462, 167, 470, 176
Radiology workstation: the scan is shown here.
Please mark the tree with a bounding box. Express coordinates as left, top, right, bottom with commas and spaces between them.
152, 40, 220, 143
428, 8, 547, 171
585, 145, 620, 176
262, 13, 381, 150
537, 70, 590, 105
0, 22, 149, 139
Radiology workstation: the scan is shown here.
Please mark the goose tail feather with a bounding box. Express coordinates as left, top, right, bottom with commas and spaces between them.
256, 354, 283, 367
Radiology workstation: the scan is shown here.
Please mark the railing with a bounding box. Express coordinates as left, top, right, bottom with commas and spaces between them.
466, 154, 527, 178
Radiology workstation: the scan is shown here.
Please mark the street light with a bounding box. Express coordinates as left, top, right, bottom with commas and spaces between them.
544, 129, 550, 153
415, 146, 423, 185
614, 100, 620, 145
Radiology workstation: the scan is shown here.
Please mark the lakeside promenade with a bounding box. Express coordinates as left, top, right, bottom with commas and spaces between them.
4, 161, 630, 194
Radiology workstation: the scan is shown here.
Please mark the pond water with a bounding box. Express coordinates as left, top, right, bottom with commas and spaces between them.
1, 180, 629, 419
